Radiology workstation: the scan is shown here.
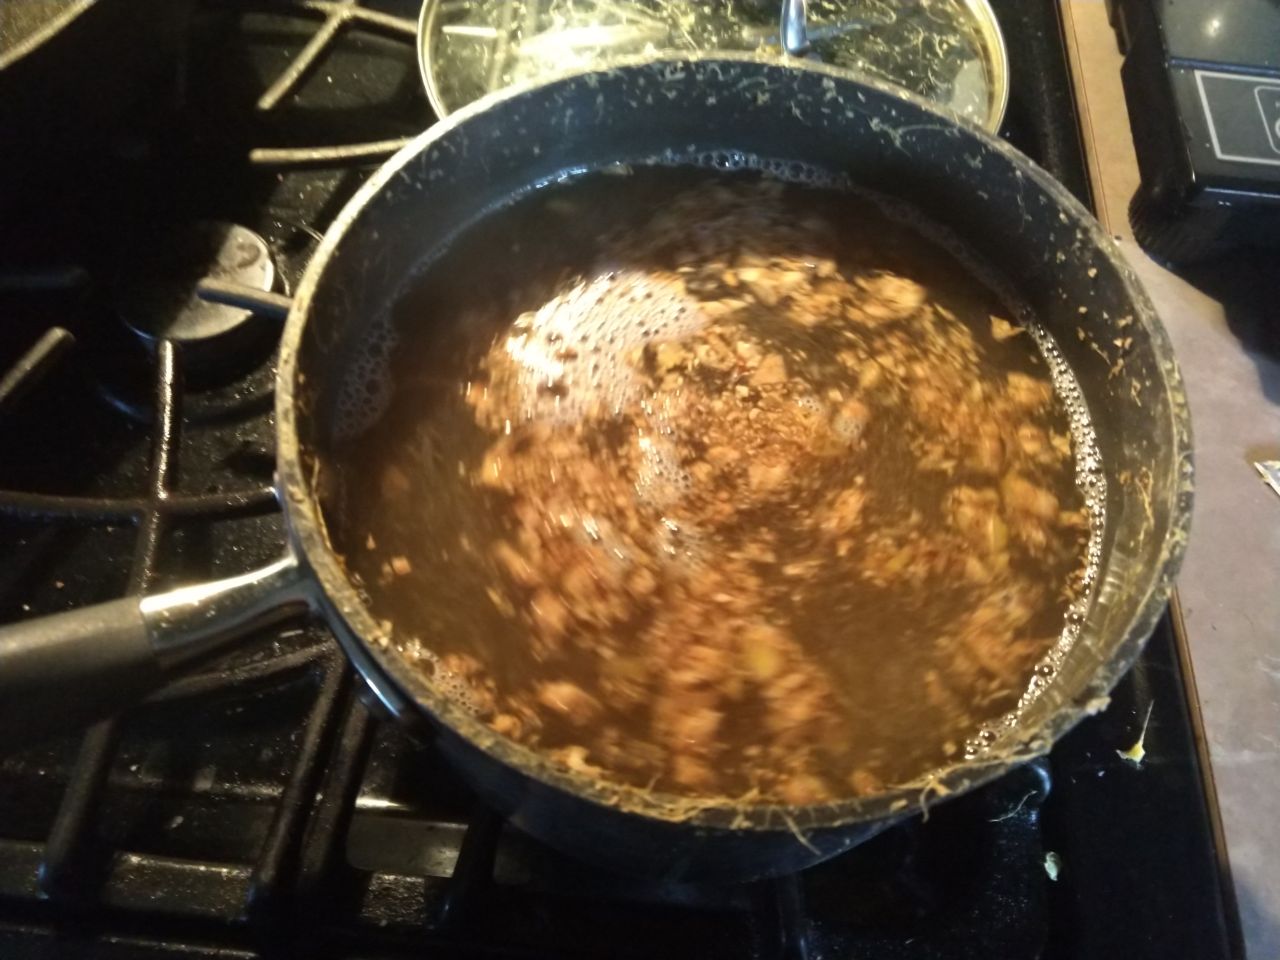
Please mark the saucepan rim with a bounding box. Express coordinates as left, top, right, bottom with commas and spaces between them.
275, 52, 1193, 832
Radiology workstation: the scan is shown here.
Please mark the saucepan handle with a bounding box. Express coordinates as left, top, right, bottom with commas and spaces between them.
0, 554, 312, 743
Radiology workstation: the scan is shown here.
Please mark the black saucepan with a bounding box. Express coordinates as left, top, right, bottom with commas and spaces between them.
0, 56, 1192, 881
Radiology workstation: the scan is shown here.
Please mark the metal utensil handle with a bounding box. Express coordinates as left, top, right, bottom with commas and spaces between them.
780, 0, 809, 55
0, 554, 312, 742
195, 278, 293, 319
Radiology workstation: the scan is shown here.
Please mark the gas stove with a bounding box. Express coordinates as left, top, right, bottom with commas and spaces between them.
0, 2, 1243, 957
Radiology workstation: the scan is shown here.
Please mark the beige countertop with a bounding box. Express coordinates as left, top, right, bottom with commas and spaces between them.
1064, 3, 1280, 955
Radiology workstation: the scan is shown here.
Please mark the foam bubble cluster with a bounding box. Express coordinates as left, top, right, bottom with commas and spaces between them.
333, 313, 400, 442
397, 641, 487, 715
507, 267, 706, 422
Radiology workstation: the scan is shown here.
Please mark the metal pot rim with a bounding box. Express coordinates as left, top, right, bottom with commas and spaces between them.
415, 0, 1011, 133
0, 0, 95, 71
276, 53, 1192, 833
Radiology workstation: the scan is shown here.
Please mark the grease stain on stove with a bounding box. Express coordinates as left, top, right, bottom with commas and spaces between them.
1116, 701, 1155, 767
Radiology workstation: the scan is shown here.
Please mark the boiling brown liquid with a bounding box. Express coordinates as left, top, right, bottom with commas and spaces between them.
325, 169, 1095, 805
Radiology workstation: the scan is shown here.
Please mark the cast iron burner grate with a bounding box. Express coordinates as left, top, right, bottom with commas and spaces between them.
0, 2, 1241, 959
0, 0, 424, 933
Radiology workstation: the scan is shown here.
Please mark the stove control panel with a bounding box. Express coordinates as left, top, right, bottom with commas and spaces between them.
1108, 0, 1280, 264
1195, 70, 1280, 167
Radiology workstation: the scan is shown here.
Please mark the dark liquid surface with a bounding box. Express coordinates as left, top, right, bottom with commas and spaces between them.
324, 169, 1095, 805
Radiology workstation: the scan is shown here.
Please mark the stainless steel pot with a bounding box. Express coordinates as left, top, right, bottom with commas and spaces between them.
416, 0, 1011, 131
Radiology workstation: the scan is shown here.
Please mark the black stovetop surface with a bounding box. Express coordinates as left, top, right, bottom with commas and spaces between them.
0, 2, 1242, 957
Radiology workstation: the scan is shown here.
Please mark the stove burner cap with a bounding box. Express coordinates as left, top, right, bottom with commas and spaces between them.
117, 221, 276, 355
